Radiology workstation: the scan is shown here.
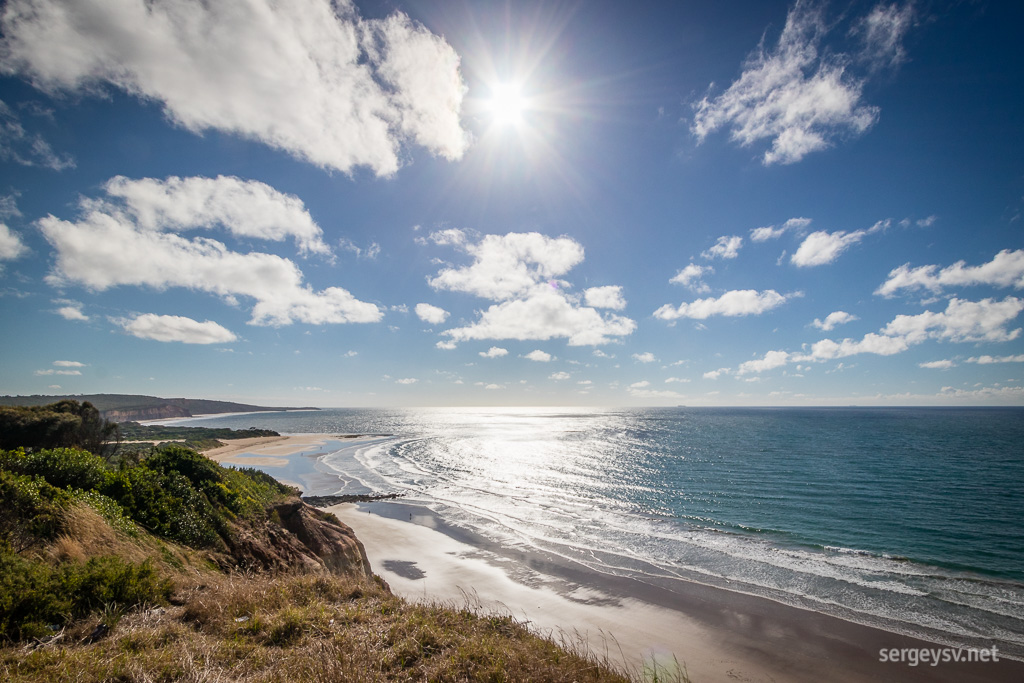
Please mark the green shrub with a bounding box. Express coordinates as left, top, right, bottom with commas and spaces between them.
0, 470, 70, 550
22, 447, 108, 491
0, 548, 172, 641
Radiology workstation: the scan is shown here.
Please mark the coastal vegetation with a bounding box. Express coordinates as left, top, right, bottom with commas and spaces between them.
0, 401, 659, 682
0, 393, 318, 423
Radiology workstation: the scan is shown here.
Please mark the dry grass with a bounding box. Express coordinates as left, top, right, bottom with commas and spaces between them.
1, 571, 687, 683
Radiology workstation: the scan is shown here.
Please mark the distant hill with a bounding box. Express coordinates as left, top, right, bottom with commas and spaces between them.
0, 394, 318, 422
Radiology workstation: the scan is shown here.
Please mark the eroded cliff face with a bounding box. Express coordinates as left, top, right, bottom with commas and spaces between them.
219, 499, 373, 580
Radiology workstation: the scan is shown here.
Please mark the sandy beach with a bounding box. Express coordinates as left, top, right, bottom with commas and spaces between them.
210, 435, 1024, 682
330, 501, 1024, 683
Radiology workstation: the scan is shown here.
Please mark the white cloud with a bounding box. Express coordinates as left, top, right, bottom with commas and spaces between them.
39, 183, 382, 327
629, 381, 651, 389
524, 349, 552, 362
593, 350, 614, 359
55, 304, 88, 321
584, 285, 627, 310
0, 0, 468, 176
443, 287, 637, 346
429, 232, 584, 300
791, 230, 864, 267
876, 249, 1024, 297
339, 238, 381, 260
803, 297, 1024, 362
919, 360, 955, 370
549, 371, 571, 381
881, 297, 1024, 344
435, 340, 458, 350
395, 378, 418, 385
737, 350, 791, 375
691, 1, 887, 164
665, 377, 690, 383
102, 175, 330, 255
750, 217, 812, 242
812, 310, 858, 331
430, 232, 635, 346
701, 235, 742, 260
0, 222, 27, 260
669, 263, 713, 291
654, 289, 788, 320
967, 354, 1024, 364
703, 368, 730, 380
52, 360, 83, 367
0, 99, 73, 170
479, 346, 508, 358
118, 313, 237, 344
483, 383, 502, 390
854, 2, 915, 70
632, 352, 657, 363
35, 368, 81, 376
343, 350, 358, 357
415, 303, 449, 325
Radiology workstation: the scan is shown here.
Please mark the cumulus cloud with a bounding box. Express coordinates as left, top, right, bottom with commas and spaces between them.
479, 346, 508, 358
881, 297, 1024, 344
691, 0, 900, 164
430, 232, 635, 346
584, 285, 627, 310
750, 217, 812, 242
701, 235, 742, 260
803, 298, 1024, 362
395, 378, 418, 385
791, 230, 864, 266
118, 313, 237, 344
428, 231, 584, 300
703, 368, 730, 380
669, 264, 713, 292
812, 310, 858, 331
0, 222, 28, 261
967, 354, 1024, 364
737, 350, 791, 375
55, 303, 89, 321
39, 179, 382, 327
0, 99, 74, 170
102, 175, 331, 255
919, 359, 955, 369
629, 381, 651, 389
875, 249, 1024, 297
524, 349, 552, 362
415, 303, 449, 325
632, 352, 657, 363
654, 289, 788, 320
549, 371, 571, 381
435, 340, 457, 350
53, 360, 85, 367
0, 0, 468, 176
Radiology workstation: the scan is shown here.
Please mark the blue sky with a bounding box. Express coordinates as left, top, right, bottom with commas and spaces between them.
1, 0, 1022, 407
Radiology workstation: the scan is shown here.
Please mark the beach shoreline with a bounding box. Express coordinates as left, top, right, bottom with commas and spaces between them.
330, 500, 1024, 682
201, 434, 1023, 682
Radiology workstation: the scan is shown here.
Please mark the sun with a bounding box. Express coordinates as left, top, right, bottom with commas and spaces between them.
486, 83, 527, 127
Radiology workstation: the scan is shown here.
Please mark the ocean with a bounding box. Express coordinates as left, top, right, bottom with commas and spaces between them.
168, 406, 1024, 659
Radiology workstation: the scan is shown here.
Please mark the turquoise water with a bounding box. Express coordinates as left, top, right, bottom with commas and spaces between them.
171, 406, 1024, 657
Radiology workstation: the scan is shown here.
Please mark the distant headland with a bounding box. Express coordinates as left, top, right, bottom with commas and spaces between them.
0, 393, 319, 423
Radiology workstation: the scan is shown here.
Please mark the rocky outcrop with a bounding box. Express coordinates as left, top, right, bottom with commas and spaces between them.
220, 499, 372, 579
273, 500, 373, 578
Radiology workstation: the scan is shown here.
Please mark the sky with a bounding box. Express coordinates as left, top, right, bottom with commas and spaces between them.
0, 0, 1022, 407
